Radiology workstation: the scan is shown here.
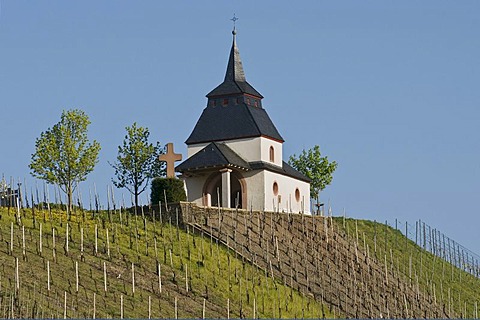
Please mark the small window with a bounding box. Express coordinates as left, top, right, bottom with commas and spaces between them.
269, 146, 275, 162
254, 100, 258, 107
295, 188, 301, 202
236, 97, 240, 105
223, 98, 228, 106
273, 182, 279, 196
247, 98, 250, 105
213, 100, 217, 107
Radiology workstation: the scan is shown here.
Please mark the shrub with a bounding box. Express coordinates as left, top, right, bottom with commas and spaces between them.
151, 177, 186, 204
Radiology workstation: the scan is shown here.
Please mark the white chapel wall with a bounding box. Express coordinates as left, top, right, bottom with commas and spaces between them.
259, 137, 283, 167
241, 170, 265, 211
224, 137, 261, 162
263, 171, 310, 214
183, 175, 207, 206
187, 137, 283, 167
187, 143, 209, 158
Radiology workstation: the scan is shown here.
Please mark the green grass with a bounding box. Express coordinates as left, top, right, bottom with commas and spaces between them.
0, 206, 332, 318
334, 217, 480, 318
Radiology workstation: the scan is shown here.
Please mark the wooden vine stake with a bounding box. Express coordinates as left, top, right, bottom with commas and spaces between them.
154, 238, 158, 260
75, 261, 79, 292
47, 260, 51, 291
80, 227, 84, 255
93, 292, 96, 319
158, 262, 162, 293
148, 295, 152, 319
106, 228, 110, 258
64, 291, 67, 319
53, 228, 56, 262
175, 296, 178, 319
66, 223, 69, 253
131, 263, 135, 295
95, 224, 98, 256
39, 223, 43, 255
22, 225, 25, 258
120, 294, 124, 319
185, 263, 189, 292
384, 254, 388, 285
10, 222, 13, 254
227, 298, 230, 319
15, 257, 19, 291
104, 261, 107, 292
202, 298, 206, 319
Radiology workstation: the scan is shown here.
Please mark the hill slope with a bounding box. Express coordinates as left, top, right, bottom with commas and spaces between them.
183, 203, 480, 318
0, 206, 329, 318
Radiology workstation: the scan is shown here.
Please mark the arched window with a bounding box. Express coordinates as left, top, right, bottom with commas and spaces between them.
269, 146, 275, 162
273, 182, 279, 196
295, 188, 301, 202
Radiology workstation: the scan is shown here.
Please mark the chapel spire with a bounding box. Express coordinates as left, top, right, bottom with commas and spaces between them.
206, 25, 263, 99
224, 22, 246, 83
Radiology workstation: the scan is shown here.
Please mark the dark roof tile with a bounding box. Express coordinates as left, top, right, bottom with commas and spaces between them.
176, 142, 250, 172
185, 102, 283, 145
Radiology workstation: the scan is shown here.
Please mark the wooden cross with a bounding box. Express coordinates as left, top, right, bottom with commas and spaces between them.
159, 143, 182, 178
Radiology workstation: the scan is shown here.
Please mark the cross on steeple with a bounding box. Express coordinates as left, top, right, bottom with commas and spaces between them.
231, 14, 238, 33
159, 143, 182, 178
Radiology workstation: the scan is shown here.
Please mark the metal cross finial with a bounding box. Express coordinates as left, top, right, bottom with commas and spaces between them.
231, 14, 238, 33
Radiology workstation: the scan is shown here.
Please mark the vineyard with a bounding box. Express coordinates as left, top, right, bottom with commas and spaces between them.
183, 203, 480, 318
0, 204, 329, 318
1, 184, 480, 318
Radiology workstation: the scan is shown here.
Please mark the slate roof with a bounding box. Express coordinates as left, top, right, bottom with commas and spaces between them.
176, 142, 250, 172
185, 101, 284, 145
207, 31, 263, 98
176, 142, 311, 183
250, 161, 311, 183
186, 31, 283, 145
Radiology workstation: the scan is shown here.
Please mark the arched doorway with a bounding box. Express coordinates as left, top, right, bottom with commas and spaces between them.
203, 170, 246, 209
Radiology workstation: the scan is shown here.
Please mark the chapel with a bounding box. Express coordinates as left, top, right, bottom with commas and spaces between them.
176, 28, 310, 213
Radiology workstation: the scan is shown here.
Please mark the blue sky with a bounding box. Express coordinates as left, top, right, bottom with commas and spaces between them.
1, 1, 479, 253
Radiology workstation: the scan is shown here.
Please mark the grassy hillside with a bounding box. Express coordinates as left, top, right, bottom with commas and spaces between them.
2, 202, 479, 318
0, 205, 330, 318
184, 204, 480, 318
335, 217, 480, 317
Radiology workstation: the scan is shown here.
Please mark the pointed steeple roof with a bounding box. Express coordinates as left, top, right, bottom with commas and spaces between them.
207, 29, 263, 98
185, 27, 283, 145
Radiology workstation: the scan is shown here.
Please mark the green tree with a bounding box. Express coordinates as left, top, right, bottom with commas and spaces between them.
288, 145, 338, 201
110, 122, 164, 210
29, 109, 101, 215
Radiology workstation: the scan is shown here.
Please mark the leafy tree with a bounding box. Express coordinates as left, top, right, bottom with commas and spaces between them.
110, 122, 164, 209
151, 177, 186, 205
29, 109, 101, 215
288, 145, 338, 201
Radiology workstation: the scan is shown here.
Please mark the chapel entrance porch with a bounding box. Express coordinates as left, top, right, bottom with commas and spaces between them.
203, 170, 246, 209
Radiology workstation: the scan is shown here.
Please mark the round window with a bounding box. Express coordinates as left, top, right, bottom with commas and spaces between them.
273, 182, 279, 196
295, 188, 301, 202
